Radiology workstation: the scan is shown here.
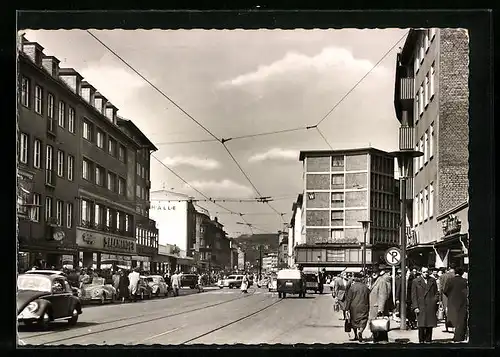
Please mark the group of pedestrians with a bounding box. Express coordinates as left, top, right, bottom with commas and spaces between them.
110, 268, 141, 302
332, 265, 468, 344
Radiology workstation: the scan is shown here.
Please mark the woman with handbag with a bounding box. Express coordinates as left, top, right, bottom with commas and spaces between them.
345, 272, 370, 342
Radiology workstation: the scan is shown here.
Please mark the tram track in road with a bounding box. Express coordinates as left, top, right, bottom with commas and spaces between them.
20, 288, 257, 345
179, 297, 285, 345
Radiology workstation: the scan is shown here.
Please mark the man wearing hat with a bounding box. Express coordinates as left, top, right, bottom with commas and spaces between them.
368, 266, 392, 342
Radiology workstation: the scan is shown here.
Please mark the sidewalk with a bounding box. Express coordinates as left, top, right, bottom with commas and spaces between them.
388, 320, 461, 344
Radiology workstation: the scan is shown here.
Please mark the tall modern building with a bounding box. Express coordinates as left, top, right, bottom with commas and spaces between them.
288, 194, 304, 268
17, 37, 157, 272
394, 28, 469, 268
294, 149, 400, 270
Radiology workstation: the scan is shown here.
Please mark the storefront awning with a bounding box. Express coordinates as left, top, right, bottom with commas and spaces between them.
434, 233, 468, 249
343, 267, 362, 273
407, 243, 435, 252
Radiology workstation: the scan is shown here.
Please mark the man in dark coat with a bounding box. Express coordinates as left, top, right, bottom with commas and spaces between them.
368, 268, 392, 343
443, 266, 468, 342
438, 266, 455, 332
345, 273, 370, 342
411, 267, 439, 343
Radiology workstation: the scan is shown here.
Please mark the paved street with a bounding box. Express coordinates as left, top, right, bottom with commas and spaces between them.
18, 287, 455, 345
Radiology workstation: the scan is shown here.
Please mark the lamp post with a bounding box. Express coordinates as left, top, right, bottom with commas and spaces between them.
358, 220, 372, 278
391, 149, 423, 331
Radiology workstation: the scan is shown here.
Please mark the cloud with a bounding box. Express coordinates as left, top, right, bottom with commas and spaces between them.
163, 156, 220, 170
219, 46, 386, 87
79, 65, 146, 100
248, 148, 299, 163
185, 179, 254, 198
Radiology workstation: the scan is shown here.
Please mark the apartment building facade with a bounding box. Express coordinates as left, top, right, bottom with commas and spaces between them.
294, 149, 400, 269
17, 37, 160, 272
288, 194, 304, 268
394, 28, 469, 268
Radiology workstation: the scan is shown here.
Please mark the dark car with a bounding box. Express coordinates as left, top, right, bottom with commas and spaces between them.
276, 269, 306, 298
179, 274, 198, 289
17, 273, 82, 329
304, 273, 321, 293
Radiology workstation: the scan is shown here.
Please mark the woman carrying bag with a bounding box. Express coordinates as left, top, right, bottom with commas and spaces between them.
241, 274, 249, 293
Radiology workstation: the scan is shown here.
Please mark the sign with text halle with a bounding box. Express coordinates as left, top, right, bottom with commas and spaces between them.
76, 229, 136, 254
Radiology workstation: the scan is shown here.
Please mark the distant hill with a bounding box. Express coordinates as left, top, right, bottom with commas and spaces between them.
235, 233, 279, 265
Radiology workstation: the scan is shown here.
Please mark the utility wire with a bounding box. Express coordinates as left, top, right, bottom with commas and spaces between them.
316, 31, 409, 127
155, 138, 219, 146
315, 127, 334, 150
88, 30, 283, 225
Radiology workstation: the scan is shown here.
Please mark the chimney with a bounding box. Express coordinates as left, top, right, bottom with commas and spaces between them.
94, 92, 108, 115
59, 68, 83, 95
22, 41, 44, 66
81, 81, 96, 106
41, 56, 60, 77
105, 102, 118, 124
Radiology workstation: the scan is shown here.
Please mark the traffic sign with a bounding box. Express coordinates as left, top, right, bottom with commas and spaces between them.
384, 247, 402, 266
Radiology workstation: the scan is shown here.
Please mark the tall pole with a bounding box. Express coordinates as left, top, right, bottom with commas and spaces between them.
362, 230, 367, 276
400, 177, 407, 330
258, 245, 262, 280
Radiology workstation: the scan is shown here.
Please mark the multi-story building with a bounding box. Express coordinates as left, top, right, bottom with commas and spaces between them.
17, 37, 157, 272
206, 217, 230, 270
294, 148, 400, 269
116, 118, 158, 271
262, 253, 278, 272
229, 238, 239, 271
194, 206, 212, 271
278, 229, 288, 268
237, 247, 246, 271
288, 194, 304, 267
394, 28, 469, 268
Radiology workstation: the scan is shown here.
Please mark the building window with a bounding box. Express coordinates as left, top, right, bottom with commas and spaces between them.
331, 211, 343, 226
21, 77, 30, 107
424, 187, 429, 220
95, 204, 103, 226
414, 54, 419, 75
331, 174, 344, 188
46, 145, 53, 171
34, 85, 43, 114
118, 145, 126, 162
419, 191, 424, 223
33, 139, 41, 169
125, 214, 130, 232
108, 138, 116, 156
45, 196, 52, 222
66, 203, 73, 228
413, 196, 418, 227
424, 131, 429, 163
424, 75, 429, 107
19, 133, 28, 164
136, 162, 141, 175
82, 158, 91, 180
430, 122, 434, 159
106, 208, 112, 228
331, 229, 345, 240
419, 40, 425, 64
83, 120, 92, 141
67, 155, 74, 181
414, 91, 419, 124
429, 28, 436, 40
424, 30, 430, 52
96, 129, 105, 149
31, 193, 41, 222
418, 85, 424, 116
107, 172, 116, 192
430, 63, 435, 99
68, 107, 75, 133
56, 200, 64, 226
419, 138, 424, 169
95, 166, 104, 186
429, 182, 434, 218
118, 177, 126, 195
115, 211, 121, 230
136, 184, 141, 198
57, 150, 64, 177
81, 199, 91, 223
414, 144, 419, 175
332, 156, 344, 168
47, 93, 55, 118
58, 101, 66, 128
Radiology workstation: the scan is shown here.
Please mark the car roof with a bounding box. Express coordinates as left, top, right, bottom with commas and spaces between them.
19, 273, 62, 281
25, 270, 66, 277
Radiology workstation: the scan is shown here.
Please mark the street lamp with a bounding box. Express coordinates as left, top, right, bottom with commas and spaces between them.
391, 149, 423, 331
358, 219, 372, 278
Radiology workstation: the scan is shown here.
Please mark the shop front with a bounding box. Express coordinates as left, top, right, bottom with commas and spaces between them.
435, 203, 469, 269
76, 227, 136, 270
294, 244, 374, 268
132, 245, 157, 272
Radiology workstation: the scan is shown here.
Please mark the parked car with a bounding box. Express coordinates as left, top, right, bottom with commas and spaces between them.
142, 275, 168, 297
77, 277, 117, 304
303, 273, 321, 293
133, 277, 153, 300
276, 269, 306, 298
179, 274, 198, 289
17, 273, 82, 329
219, 275, 244, 289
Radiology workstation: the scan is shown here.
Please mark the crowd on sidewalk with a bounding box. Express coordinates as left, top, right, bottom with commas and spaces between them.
329, 265, 468, 344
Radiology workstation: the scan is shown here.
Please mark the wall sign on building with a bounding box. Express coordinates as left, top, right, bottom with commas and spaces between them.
76, 228, 136, 254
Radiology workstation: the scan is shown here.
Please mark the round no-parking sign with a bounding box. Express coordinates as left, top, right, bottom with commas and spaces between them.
384, 247, 402, 266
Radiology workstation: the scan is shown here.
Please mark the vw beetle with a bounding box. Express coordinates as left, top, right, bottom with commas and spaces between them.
17, 273, 82, 329
78, 277, 117, 304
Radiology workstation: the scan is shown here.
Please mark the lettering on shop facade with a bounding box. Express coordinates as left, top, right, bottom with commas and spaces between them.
103, 237, 135, 253
76, 229, 137, 254
150, 204, 177, 211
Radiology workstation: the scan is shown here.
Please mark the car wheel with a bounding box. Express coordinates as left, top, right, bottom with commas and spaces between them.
99, 293, 106, 304
67, 308, 79, 326
38, 311, 50, 330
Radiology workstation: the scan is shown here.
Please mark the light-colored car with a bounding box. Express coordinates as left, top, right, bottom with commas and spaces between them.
78, 277, 117, 304
219, 275, 244, 289
268, 277, 278, 292
143, 275, 168, 297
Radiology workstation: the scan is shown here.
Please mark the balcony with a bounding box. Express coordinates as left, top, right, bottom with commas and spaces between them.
47, 118, 57, 137
399, 78, 414, 101
399, 126, 415, 150
45, 169, 56, 188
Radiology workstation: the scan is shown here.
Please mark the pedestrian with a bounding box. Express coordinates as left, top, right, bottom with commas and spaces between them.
405, 269, 417, 329
171, 270, 180, 297
438, 266, 455, 333
368, 267, 392, 343
112, 270, 121, 298
411, 267, 439, 343
345, 272, 370, 342
333, 272, 350, 320
128, 268, 140, 302
443, 266, 468, 342
394, 269, 402, 320
118, 270, 130, 303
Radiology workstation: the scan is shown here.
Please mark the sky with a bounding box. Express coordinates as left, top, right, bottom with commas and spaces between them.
23, 28, 408, 238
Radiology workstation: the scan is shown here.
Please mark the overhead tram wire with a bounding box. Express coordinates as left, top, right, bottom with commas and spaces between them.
88, 30, 284, 225
150, 154, 255, 234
